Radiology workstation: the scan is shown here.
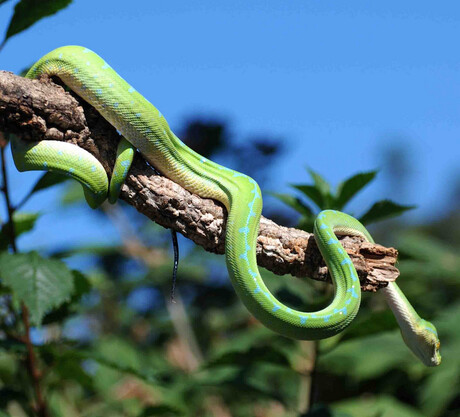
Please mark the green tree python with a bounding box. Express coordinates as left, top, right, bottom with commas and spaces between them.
11, 46, 441, 367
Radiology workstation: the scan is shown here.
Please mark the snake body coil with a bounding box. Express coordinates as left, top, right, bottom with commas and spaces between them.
12, 46, 441, 366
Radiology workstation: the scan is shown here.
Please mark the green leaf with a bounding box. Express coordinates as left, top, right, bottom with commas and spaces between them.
42, 270, 91, 325
270, 192, 315, 217
297, 215, 315, 232
138, 405, 184, 417
204, 345, 291, 369
301, 404, 351, 417
30, 171, 69, 194
420, 363, 459, 417
333, 395, 426, 417
293, 185, 324, 209
0, 251, 74, 326
18, 65, 33, 77
319, 332, 415, 380
339, 310, 399, 342
359, 200, 416, 225
335, 171, 377, 209
4, 0, 73, 42
0, 212, 40, 250
308, 168, 330, 197
60, 181, 86, 206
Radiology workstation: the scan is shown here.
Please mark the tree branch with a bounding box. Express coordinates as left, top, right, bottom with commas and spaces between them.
0, 70, 399, 291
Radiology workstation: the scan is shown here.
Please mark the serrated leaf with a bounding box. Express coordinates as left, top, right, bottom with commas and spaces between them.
42, 270, 91, 325
270, 192, 314, 217
293, 184, 324, 209
335, 171, 377, 209
0, 251, 74, 326
0, 212, 40, 250
359, 200, 415, 225
4, 0, 73, 42
30, 172, 69, 194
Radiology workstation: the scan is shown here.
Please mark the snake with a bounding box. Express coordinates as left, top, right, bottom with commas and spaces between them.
11, 46, 441, 367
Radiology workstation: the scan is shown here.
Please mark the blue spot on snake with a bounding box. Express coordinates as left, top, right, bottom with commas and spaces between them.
68, 168, 75, 174
109, 83, 113, 88
135, 113, 141, 118
82, 48, 91, 53
91, 165, 96, 172
347, 287, 358, 298
239, 253, 248, 261
323, 314, 332, 322
74, 68, 79, 74
43, 162, 48, 168
96, 89, 102, 96
334, 306, 347, 315
128, 87, 135, 93
272, 305, 280, 312
102, 63, 109, 69
341, 258, 352, 265
114, 103, 119, 108
320, 223, 327, 229
58, 53, 63, 59
239, 226, 249, 234
424, 327, 438, 336
327, 238, 338, 245
254, 285, 261, 294
300, 316, 308, 324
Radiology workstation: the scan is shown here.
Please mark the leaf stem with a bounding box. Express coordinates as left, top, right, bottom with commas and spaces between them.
1, 141, 49, 417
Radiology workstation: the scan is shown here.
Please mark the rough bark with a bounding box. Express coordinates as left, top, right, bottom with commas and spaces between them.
0, 70, 399, 291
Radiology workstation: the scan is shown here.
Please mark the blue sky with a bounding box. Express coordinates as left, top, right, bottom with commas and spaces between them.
1, 0, 459, 252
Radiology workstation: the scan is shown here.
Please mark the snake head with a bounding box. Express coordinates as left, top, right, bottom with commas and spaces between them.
402, 319, 441, 367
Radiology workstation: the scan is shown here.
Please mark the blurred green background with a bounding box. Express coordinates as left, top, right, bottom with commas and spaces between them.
0, 1, 459, 416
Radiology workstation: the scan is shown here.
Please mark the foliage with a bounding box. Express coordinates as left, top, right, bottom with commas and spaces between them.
273, 168, 414, 231
0, 3, 459, 416
2, 0, 72, 46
